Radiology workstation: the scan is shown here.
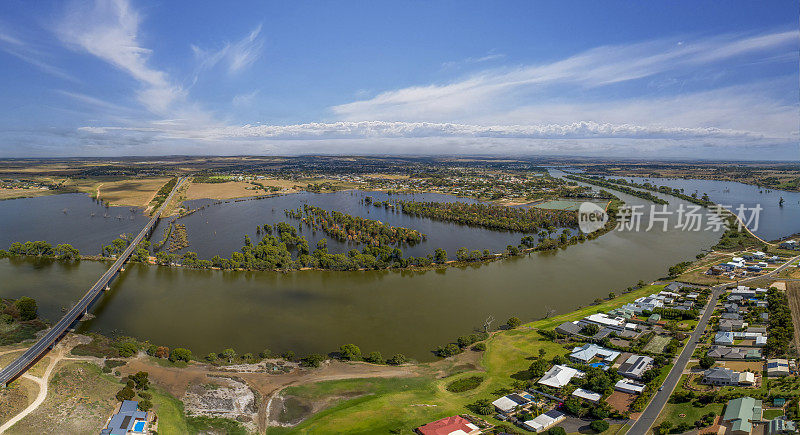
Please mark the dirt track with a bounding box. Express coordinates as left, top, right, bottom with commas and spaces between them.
787, 282, 800, 354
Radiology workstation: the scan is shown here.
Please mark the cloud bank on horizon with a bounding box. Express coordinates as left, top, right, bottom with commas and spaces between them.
0, 0, 797, 159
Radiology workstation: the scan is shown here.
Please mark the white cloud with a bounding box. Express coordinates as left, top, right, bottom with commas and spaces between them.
191, 24, 264, 75
232, 89, 259, 107
56, 0, 185, 114
0, 24, 77, 81
331, 30, 797, 124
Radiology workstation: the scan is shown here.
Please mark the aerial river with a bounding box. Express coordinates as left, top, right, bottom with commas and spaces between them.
0, 175, 794, 360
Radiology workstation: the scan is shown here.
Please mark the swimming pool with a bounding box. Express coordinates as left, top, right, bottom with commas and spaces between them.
132, 420, 146, 432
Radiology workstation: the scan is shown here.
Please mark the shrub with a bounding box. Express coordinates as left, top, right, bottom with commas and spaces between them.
590, 420, 609, 433
300, 353, 325, 368
435, 343, 462, 358
446, 376, 483, 393
14, 297, 37, 321
117, 342, 138, 358
548, 427, 566, 435
386, 354, 407, 365
339, 344, 362, 361
507, 317, 522, 328
138, 400, 153, 411
116, 387, 135, 401
472, 342, 486, 351
169, 347, 192, 363
467, 398, 494, 415
363, 351, 384, 364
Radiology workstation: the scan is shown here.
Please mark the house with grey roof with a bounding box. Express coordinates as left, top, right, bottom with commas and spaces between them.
617, 355, 653, 380
719, 319, 745, 331
703, 367, 741, 386
714, 331, 735, 345
101, 400, 148, 435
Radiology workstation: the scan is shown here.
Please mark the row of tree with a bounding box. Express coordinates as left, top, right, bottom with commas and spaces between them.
565, 175, 669, 205
1, 241, 80, 261
393, 200, 578, 233
286, 204, 426, 246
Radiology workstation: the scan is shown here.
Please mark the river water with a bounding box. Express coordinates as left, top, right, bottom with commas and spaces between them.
0, 182, 728, 360
606, 176, 800, 241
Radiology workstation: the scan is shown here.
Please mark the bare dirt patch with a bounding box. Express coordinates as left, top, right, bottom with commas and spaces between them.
606, 391, 636, 414
119, 356, 417, 432
183, 376, 259, 433
720, 361, 764, 372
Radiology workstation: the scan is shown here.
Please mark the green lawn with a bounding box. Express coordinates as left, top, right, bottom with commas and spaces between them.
761, 408, 785, 420
266, 285, 668, 433
654, 402, 724, 429
150, 387, 191, 434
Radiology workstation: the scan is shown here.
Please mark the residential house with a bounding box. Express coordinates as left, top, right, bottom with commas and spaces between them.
491, 394, 529, 414
416, 416, 481, 435
766, 359, 790, 377
703, 367, 741, 386
555, 321, 582, 337
767, 417, 797, 435
719, 319, 745, 331
722, 396, 762, 435
732, 286, 757, 298
569, 344, 620, 365
617, 355, 654, 380
101, 400, 148, 435
707, 346, 761, 360
538, 365, 584, 389
572, 388, 601, 403
715, 331, 735, 345
614, 379, 646, 395
577, 313, 637, 332
779, 240, 798, 250
523, 410, 566, 433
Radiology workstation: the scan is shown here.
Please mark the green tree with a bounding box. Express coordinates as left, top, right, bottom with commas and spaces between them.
339, 344, 362, 361
300, 353, 325, 368
506, 317, 522, 328
130, 371, 149, 390
590, 420, 609, 433
138, 400, 153, 411
364, 351, 384, 364
548, 427, 566, 435
169, 348, 192, 363
386, 354, 407, 365
116, 387, 135, 401
221, 348, 237, 363
14, 297, 37, 321
699, 355, 715, 369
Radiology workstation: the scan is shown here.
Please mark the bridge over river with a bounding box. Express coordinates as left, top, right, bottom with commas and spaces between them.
0, 177, 186, 386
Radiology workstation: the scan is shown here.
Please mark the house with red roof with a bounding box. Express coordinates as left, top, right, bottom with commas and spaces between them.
415, 415, 480, 435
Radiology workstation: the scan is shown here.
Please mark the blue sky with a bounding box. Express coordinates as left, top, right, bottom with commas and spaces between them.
0, 0, 797, 159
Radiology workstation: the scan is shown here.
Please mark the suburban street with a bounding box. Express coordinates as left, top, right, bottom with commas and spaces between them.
627, 255, 800, 435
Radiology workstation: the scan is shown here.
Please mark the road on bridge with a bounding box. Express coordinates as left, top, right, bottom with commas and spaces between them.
0, 177, 186, 386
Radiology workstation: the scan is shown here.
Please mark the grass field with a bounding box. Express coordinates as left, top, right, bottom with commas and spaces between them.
761, 408, 784, 420
149, 387, 191, 434
265, 285, 666, 434
185, 180, 269, 200
643, 335, 671, 353
0, 188, 55, 200
653, 401, 724, 430
61, 177, 171, 207
7, 361, 121, 435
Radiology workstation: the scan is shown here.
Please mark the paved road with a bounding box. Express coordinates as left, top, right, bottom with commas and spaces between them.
627, 254, 800, 435
0, 177, 185, 387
